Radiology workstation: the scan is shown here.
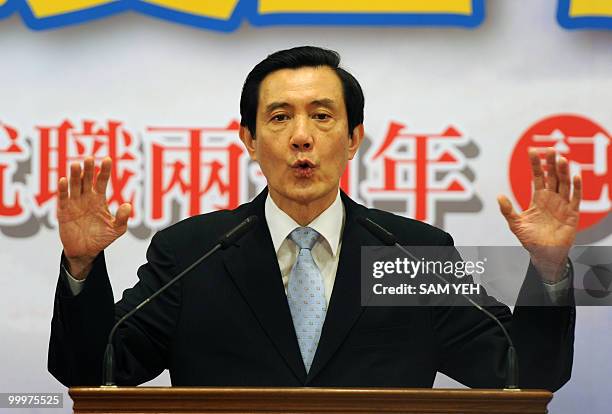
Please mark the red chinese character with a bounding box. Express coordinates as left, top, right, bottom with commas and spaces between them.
339, 161, 353, 196
510, 114, 612, 232
31, 120, 140, 222
363, 121, 474, 223
145, 121, 246, 227
0, 122, 29, 222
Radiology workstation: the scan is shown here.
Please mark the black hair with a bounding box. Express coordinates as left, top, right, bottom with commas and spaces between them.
240, 46, 364, 138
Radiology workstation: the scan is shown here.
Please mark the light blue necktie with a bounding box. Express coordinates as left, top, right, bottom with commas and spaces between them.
287, 227, 327, 372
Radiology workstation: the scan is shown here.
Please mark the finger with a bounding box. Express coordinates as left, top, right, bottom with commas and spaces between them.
497, 195, 520, 224
528, 148, 545, 191
81, 157, 95, 194
545, 148, 558, 192
94, 157, 112, 195
113, 203, 132, 229
570, 175, 582, 212
557, 156, 571, 201
69, 162, 82, 200
58, 177, 69, 207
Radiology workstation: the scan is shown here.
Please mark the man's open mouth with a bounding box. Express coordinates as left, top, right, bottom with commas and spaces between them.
292, 159, 316, 178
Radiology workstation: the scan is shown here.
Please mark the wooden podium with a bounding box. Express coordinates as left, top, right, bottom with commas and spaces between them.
69, 387, 552, 414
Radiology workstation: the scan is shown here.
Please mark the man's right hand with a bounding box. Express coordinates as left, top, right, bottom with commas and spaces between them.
57, 157, 132, 280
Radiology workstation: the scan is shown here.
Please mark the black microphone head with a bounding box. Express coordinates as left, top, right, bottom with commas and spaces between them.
356, 216, 398, 246
219, 215, 259, 248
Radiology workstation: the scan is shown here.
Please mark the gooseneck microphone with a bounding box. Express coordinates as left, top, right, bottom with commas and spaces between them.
102, 215, 258, 386
357, 216, 519, 390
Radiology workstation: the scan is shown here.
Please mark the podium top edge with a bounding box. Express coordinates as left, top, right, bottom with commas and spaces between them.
69, 386, 552, 398
68, 387, 553, 413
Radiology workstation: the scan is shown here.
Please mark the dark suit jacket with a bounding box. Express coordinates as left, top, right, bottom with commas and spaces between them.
48, 189, 574, 390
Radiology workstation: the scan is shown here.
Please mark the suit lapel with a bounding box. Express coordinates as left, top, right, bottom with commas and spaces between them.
306, 193, 379, 382
222, 190, 307, 383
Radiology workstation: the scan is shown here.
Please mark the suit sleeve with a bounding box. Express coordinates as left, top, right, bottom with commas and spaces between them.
48, 230, 182, 386
431, 233, 575, 391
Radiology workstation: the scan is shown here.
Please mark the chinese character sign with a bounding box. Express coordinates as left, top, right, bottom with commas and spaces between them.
144, 121, 247, 229
0, 115, 610, 241
0, 122, 29, 224
509, 114, 612, 232
361, 121, 477, 224
30, 119, 141, 224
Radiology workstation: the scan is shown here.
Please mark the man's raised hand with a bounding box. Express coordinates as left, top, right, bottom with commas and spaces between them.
57, 157, 132, 280
497, 148, 582, 282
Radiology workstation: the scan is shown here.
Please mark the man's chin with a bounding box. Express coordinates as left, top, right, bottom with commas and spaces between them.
275, 185, 334, 205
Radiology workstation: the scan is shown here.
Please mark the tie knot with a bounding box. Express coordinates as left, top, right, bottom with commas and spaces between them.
289, 227, 320, 250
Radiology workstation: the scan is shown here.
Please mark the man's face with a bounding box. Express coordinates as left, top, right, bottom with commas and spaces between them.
240, 66, 363, 209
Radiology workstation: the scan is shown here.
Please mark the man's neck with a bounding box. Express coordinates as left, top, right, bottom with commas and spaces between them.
269, 189, 338, 226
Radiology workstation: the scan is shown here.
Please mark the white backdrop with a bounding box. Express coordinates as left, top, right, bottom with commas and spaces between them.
1, 1, 611, 413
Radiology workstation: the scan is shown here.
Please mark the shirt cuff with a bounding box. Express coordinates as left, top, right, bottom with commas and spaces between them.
61, 263, 86, 296
541, 262, 572, 305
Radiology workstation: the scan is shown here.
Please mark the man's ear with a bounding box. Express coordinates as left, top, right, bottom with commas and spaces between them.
239, 125, 257, 161
348, 124, 364, 160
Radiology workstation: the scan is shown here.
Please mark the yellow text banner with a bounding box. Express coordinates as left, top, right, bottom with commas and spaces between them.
142, 0, 239, 20
569, 0, 612, 17
26, 0, 115, 18
259, 0, 473, 15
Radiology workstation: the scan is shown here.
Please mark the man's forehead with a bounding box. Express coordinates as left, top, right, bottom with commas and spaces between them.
258, 66, 344, 107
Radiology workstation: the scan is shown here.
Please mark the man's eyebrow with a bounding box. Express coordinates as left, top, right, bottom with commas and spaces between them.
264, 98, 337, 113
311, 98, 337, 109
265, 102, 291, 113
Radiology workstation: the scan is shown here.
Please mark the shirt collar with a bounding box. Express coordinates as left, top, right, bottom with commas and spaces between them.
265, 190, 344, 257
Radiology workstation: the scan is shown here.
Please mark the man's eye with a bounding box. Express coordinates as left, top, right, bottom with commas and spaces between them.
314, 113, 331, 120
271, 114, 289, 122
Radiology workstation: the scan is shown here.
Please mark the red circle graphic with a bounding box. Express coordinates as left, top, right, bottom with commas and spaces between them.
509, 114, 611, 232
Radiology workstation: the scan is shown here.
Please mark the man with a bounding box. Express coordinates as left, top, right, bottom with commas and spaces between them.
49, 46, 579, 390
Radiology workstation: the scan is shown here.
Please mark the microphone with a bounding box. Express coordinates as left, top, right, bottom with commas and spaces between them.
357, 216, 520, 390
102, 215, 258, 386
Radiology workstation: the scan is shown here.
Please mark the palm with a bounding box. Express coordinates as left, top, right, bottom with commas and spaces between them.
498, 148, 582, 281
57, 158, 131, 262
508, 189, 579, 248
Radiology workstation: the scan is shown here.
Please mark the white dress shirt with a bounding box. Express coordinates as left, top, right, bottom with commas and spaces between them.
265, 191, 344, 306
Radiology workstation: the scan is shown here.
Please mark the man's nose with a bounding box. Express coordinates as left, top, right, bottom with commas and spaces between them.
289, 118, 314, 151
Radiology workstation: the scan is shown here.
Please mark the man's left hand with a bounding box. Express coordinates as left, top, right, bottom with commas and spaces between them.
497, 147, 582, 282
